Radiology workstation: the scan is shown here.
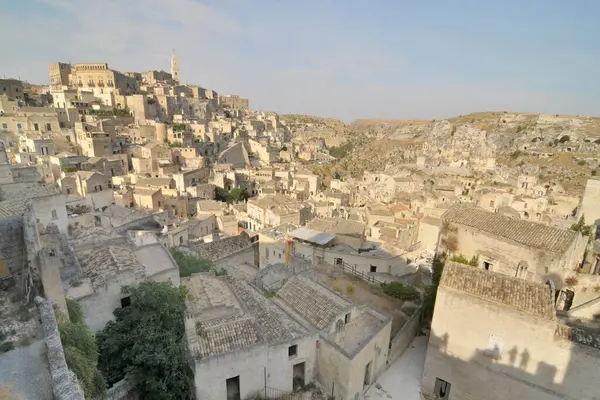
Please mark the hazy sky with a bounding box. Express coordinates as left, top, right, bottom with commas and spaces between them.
1, 0, 598, 121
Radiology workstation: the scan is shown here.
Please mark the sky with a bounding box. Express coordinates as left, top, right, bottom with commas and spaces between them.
1, 0, 599, 121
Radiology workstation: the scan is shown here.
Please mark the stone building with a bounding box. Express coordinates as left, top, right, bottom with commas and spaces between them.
184, 273, 391, 400
67, 241, 180, 332
580, 177, 600, 227
438, 204, 587, 287
421, 261, 600, 400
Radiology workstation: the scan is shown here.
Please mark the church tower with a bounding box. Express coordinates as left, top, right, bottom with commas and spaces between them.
171, 50, 180, 84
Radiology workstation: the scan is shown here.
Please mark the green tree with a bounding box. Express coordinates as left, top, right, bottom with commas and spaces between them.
96, 282, 194, 399
227, 187, 249, 202
570, 215, 593, 238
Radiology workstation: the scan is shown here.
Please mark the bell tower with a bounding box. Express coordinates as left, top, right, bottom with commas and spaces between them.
171, 50, 180, 84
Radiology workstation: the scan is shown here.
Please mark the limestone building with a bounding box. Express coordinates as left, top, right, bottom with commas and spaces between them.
438, 204, 587, 287
184, 274, 391, 400
421, 261, 600, 400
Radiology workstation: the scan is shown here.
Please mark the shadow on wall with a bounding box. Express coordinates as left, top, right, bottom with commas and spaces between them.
423, 331, 597, 400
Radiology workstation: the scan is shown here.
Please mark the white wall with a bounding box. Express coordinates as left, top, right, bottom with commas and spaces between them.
422, 286, 600, 400
33, 194, 68, 234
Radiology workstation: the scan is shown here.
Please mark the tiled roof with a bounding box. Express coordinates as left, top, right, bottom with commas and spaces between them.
0, 199, 29, 218
443, 204, 578, 253
231, 280, 308, 342
196, 317, 262, 358
278, 276, 351, 330
440, 261, 555, 319
189, 233, 252, 261
82, 245, 145, 289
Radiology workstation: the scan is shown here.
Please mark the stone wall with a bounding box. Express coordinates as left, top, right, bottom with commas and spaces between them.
35, 296, 84, 400
104, 379, 139, 400
387, 307, 422, 363
188, 232, 252, 261
0, 215, 25, 277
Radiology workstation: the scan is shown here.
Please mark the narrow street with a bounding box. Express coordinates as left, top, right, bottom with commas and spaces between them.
365, 334, 428, 400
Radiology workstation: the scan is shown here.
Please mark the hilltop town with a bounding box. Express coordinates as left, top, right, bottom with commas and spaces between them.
0, 54, 599, 400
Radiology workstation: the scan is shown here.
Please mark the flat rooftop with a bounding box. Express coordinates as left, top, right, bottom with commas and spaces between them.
326, 309, 389, 358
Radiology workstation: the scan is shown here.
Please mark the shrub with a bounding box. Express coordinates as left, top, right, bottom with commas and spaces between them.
565, 276, 579, 286
449, 254, 479, 267
381, 281, 420, 302
0, 342, 14, 353
66, 299, 84, 324
170, 249, 213, 277
346, 284, 354, 294
578, 159, 586, 166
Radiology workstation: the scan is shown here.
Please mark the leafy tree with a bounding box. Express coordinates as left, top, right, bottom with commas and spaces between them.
215, 187, 249, 203
96, 282, 194, 400
58, 301, 106, 398
329, 142, 353, 159
570, 215, 593, 238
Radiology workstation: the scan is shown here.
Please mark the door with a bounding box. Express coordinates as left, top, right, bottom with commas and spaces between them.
363, 361, 372, 387
226, 376, 240, 400
293, 362, 305, 392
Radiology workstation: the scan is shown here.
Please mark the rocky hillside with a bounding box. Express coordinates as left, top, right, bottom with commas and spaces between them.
285, 112, 600, 193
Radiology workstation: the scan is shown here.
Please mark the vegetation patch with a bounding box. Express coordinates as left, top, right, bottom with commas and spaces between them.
58, 300, 106, 398
449, 253, 479, 267
380, 281, 420, 302
328, 142, 353, 159
170, 249, 213, 277
97, 282, 194, 399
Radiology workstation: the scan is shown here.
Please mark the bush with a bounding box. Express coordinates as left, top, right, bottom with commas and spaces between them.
0, 342, 14, 353
381, 281, 420, 302
449, 253, 479, 267
66, 299, 84, 324
170, 249, 213, 277
59, 319, 106, 398
346, 284, 354, 294
96, 282, 193, 399
329, 142, 353, 159
565, 276, 579, 286
578, 159, 586, 166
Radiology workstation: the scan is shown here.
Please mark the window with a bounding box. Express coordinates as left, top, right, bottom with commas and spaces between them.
66, 188, 72, 194
1, 123, 6, 130
120, 296, 131, 308
45, 123, 51, 132
370, 265, 377, 273
51, 210, 58, 220
17, 123, 22, 132
179, 236, 184, 245
344, 313, 351, 324
34, 123, 39, 131
434, 378, 451, 399
483, 261, 492, 271
288, 344, 297, 358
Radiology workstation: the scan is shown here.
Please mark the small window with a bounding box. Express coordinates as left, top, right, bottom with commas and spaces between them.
120, 296, 131, 308
34, 123, 39, 131
51, 210, 58, 220
46, 123, 51, 131
288, 344, 297, 358
483, 261, 492, 271
278, 253, 282, 259
1, 123, 7, 130
344, 313, 351, 324
370, 265, 377, 273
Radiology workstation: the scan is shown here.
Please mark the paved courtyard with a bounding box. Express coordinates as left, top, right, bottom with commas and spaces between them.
365, 334, 428, 400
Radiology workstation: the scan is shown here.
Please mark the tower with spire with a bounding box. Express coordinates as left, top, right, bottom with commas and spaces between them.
171, 50, 180, 84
